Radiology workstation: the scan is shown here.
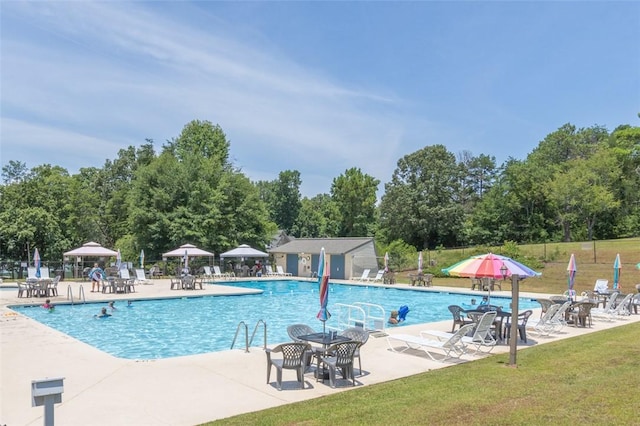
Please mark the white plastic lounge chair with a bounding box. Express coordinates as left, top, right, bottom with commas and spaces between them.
39, 267, 50, 279
351, 269, 370, 282
27, 267, 38, 279
203, 266, 213, 278
387, 323, 474, 362
135, 268, 152, 285
590, 292, 619, 320
364, 270, 384, 283
528, 302, 568, 336
594, 279, 609, 293
213, 265, 234, 280
423, 311, 498, 353
265, 265, 278, 277
592, 293, 632, 321
276, 265, 292, 277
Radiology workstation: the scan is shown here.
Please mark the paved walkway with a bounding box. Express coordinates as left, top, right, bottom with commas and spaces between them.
1, 278, 637, 425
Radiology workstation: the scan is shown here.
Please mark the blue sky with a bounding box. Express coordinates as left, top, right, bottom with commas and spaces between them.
1, 1, 639, 197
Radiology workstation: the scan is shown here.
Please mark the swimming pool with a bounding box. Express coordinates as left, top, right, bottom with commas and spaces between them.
12, 280, 539, 360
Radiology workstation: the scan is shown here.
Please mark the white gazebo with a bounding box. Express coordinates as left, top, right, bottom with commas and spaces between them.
63, 242, 119, 278
220, 244, 268, 259
162, 243, 215, 258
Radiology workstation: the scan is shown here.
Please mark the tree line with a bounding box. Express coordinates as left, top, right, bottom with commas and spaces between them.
1, 119, 638, 264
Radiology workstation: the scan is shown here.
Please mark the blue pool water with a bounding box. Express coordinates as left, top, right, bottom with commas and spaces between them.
12, 280, 539, 360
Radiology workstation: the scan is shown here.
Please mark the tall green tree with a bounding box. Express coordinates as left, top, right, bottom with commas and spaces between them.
330, 167, 379, 236
291, 194, 341, 237
272, 170, 301, 234
379, 145, 464, 249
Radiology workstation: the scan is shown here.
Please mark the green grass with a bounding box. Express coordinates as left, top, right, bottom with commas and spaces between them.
205, 322, 640, 425
403, 237, 640, 296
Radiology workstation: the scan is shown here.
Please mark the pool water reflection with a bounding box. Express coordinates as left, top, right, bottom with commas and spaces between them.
12, 280, 538, 360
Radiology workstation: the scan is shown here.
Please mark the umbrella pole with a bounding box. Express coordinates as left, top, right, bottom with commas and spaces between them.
509, 275, 520, 367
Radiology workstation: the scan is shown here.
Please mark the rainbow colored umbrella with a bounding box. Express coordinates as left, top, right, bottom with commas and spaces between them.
33, 248, 41, 278
418, 251, 423, 274
567, 254, 577, 300
316, 247, 331, 333
613, 253, 621, 290
441, 253, 541, 279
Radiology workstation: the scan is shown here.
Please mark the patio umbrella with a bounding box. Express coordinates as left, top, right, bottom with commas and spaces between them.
613, 253, 621, 290
33, 248, 41, 278
418, 251, 423, 274
183, 249, 189, 273
63, 241, 118, 257
567, 253, 577, 300
384, 252, 389, 272
441, 253, 541, 280
316, 247, 331, 334
116, 249, 122, 270
163, 243, 214, 258
220, 244, 268, 259
140, 249, 145, 269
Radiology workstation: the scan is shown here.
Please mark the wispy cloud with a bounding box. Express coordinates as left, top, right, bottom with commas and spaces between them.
2, 2, 425, 196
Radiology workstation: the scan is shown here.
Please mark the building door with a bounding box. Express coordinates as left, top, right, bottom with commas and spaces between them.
330, 255, 345, 280
286, 254, 299, 276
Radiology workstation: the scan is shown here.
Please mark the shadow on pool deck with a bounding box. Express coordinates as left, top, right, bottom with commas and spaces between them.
1, 278, 638, 425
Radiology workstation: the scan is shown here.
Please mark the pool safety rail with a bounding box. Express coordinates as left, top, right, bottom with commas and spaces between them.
66, 285, 86, 305
333, 302, 386, 331
231, 320, 267, 352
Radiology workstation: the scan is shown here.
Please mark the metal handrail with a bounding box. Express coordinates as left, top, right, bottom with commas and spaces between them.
249, 319, 267, 349
66, 285, 74, 304
78, 285, 86, 303
230, 321, 249, 352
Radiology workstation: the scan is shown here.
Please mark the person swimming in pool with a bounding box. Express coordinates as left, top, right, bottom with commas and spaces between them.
95, 307, 111, 318
42, 299, 54, 311
108, 301, 117, 311
388, 310, 399, 325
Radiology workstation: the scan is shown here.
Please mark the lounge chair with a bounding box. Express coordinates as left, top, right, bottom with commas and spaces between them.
276, 265, 293, 277
40, 267, 50, 279
592, 293, 632, 321
27, 267, 38, 279
387, 323, 474, 362
351, 269, 370, 282
135, 268, 153, 285
364, 270, 384, 283
213, 265, 234, 280
424, 311, 498, 353
265, 265, 278, 277
339, 327, 370, 375
528, 302, 567, 335
266, 342, 311, 390
594, 279, 609, 293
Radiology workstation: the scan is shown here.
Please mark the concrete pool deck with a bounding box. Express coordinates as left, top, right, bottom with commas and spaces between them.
1, 278, 638, 425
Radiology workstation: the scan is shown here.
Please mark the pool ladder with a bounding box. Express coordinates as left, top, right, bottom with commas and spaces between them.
66, 284, 87, 305
231, 320, 267, 353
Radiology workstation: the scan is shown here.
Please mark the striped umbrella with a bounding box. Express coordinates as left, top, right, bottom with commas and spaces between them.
316, 247, 331, 333
418, 251, 423, 274
613, 253, 621, 290
567, 254, 577, 300
33, 248, 41, 278
140, 249, 145, 269
441, 253, 541, 279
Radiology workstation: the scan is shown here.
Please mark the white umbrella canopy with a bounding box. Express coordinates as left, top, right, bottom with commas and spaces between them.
163, 243, 215, 258
220, 244, 268, 259
64, 241, 118, 257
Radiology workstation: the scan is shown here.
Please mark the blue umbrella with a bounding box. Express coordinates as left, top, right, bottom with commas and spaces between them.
613, 253, 621, 290
316, 247, 331, 334
33, 248, 41, 278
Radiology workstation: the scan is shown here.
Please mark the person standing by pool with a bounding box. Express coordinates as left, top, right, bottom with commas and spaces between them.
89, 263, 105, 292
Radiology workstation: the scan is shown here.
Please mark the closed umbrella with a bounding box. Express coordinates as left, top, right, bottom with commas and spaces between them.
116, 249, 122, 270
183, 249, 189, 275
613, 253, 621, 290
140, 249, 145, 269
384, 252, 389, 272
33, 248, 41, 278
567, 254, 577, 301
316, 247, 331, 335
418, 251, 423, 274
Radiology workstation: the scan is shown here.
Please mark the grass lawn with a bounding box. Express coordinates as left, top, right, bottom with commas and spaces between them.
206, 321, 640, 425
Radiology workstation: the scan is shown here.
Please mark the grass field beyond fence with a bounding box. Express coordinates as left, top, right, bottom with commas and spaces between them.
207, 322, 640, 425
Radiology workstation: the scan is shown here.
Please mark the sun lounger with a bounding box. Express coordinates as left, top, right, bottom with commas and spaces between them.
387, 324, 474, 362
351, 269, 370, 282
